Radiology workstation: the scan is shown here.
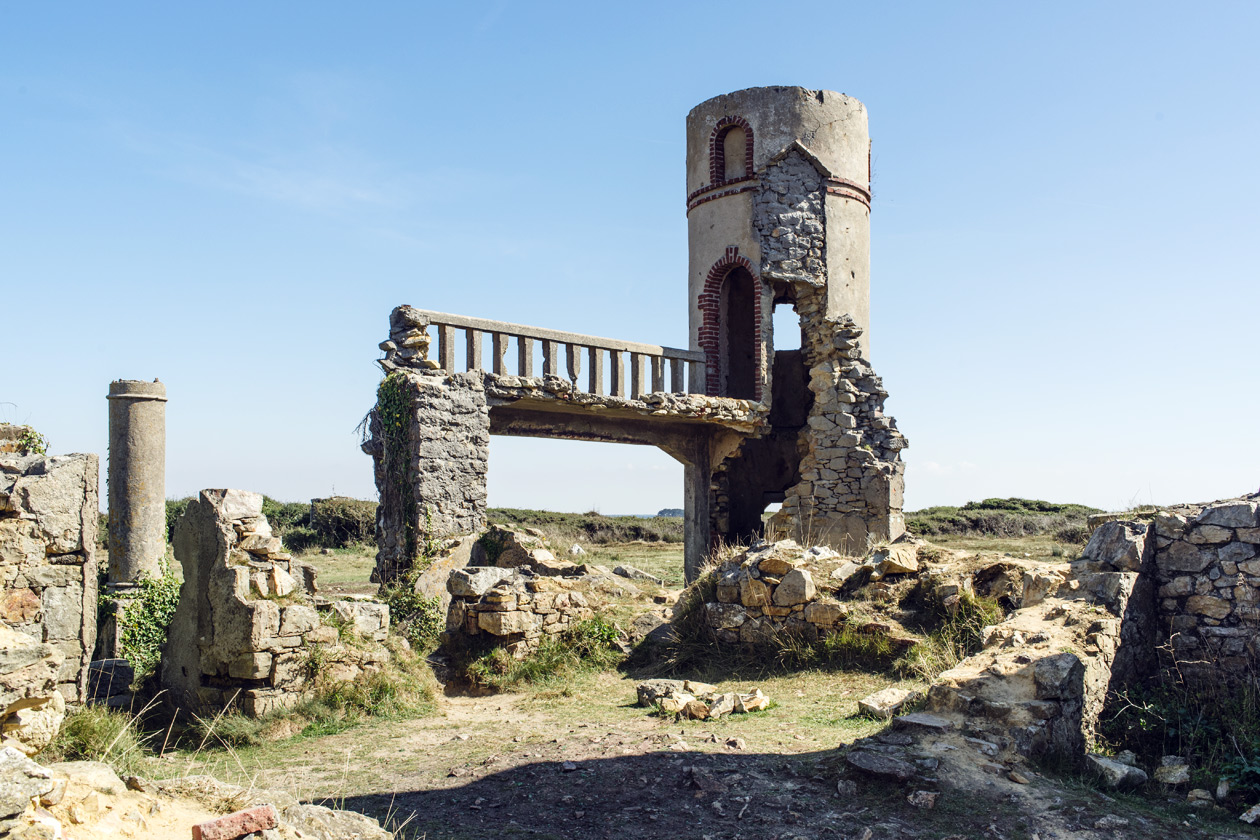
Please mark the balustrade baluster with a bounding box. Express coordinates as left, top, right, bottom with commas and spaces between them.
566, 344, 582, 383
492, 333, 508, 375
670, 356, 685, 392
588, 347, 604, 394
651, 356, 665, 393
518, 336, 535, 377
609, 350, 625, 397
629, 352, 644, 399
542, 340, 560, 376
438, 325, 456, 372
466, 328, 482, 371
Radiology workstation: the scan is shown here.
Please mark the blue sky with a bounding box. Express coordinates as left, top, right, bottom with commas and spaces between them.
3, 2, 1257, 513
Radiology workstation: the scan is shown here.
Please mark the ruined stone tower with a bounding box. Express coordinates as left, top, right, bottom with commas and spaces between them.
686, 87, 905, 551
367, 85, 906, 582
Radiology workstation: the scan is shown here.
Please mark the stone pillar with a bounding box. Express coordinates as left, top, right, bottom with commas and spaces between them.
106, 379, 167, 588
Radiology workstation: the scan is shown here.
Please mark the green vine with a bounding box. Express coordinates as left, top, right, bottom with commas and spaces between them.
102, 560, 182, 683
376, 373, 420, 572
16, 427, 48, 455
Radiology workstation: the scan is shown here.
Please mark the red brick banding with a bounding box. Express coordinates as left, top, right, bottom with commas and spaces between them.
697, 246, 763, 400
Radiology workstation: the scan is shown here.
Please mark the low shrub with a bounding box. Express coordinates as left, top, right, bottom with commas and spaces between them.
310, 497, 377, 547
486, 508, 683, 545
381, 585, 444, 653
905, 497, 1099, 540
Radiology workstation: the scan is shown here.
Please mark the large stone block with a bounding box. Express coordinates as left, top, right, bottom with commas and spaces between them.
1080, 520, 1149, 572
1198, 501, 1259, 529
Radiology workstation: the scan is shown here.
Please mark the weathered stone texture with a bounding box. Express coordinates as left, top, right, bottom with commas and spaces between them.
445, 567, 597, 660
747, 152, 906, 552
0, 453, 98, 704
1146, 494, 1260, 686
162, 489, 390, 717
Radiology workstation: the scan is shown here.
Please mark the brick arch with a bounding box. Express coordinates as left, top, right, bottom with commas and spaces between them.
697, 247, 763, 400
709, 115, 754, 186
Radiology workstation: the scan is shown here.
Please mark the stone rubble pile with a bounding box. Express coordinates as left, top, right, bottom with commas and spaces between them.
0, 746, 392, 840
635, 678, 769, 720
703, 538, 921, 647
1, 452, 99, 704
161, 489, 390, 717
444, 566, 596, 659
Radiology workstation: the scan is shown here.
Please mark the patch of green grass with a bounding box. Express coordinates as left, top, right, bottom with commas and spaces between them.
461, 617, 624, 691
899, 590, 1006, 680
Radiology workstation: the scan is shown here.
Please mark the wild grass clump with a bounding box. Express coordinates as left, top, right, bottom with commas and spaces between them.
43, 705, 147, 774
461, 617, 623, 691
906, 497, 1098, 540
899, 591, 1005, 680
195, 637, 438, 747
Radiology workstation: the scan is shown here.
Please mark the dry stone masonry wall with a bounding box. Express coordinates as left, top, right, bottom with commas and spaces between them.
162, 489, 390, 717
0, 453, 99, 704
445, 567, 596, 659
752, 151, 907, 550
1147, 495, 1260, 686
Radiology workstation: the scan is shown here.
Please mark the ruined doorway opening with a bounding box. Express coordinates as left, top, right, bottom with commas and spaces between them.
719, 266, 757, 400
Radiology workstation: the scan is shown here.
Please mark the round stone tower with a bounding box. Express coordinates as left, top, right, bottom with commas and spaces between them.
684, 87, 904, 555
106, 379, 167, 588
686, 86, 872, 401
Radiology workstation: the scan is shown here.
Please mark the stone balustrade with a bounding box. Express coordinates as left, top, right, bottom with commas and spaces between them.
379, 307, 706, 399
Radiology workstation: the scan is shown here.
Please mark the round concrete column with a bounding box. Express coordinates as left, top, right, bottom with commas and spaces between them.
106, 379, 167, 588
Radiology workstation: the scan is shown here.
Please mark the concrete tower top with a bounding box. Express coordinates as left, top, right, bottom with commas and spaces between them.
107, 379, 167, 401
685, 86, 869, 200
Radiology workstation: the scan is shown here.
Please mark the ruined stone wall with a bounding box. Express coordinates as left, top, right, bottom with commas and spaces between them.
444, 567, 595, 659
0, 454, 99, 703
751, 150, 907, 551
366, 308, 491, 583
1146, 495, 1260, 686
162, 489, 389, 717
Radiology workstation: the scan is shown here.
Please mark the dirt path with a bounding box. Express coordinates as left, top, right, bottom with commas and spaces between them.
153, 674, 1256, 840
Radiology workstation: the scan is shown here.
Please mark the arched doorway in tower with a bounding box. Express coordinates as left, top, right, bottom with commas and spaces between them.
720, 266, 757, 399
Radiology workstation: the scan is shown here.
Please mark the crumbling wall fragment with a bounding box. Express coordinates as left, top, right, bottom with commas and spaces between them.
162, 489, 390, 717
0, 452, 99, 703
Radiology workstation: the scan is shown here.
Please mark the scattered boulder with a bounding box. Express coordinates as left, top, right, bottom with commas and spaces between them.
872, 543, 919, 576
568, 543, 586, 556
614, 565, 664, 585
0, 747, 54, 819
845, 748, 918, 781
858, 687, 921, 720
1154, 756, 1190, 785
1087, 753, 1148, 790
634, 680, 767, 718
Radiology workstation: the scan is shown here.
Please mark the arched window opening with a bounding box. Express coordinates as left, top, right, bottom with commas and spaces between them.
772, 301, 802, 351
722, 127, 746, 182
720, 267, 757, 399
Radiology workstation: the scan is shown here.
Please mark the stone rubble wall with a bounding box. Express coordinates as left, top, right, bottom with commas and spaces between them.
0, 624, 66, 757
161, 489, 389, 718
0, 453, 99, 704
753, 151, 907, 551
444, 566, 596, 659
1146, 495, 1260, 686
366, 309, 491, 583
